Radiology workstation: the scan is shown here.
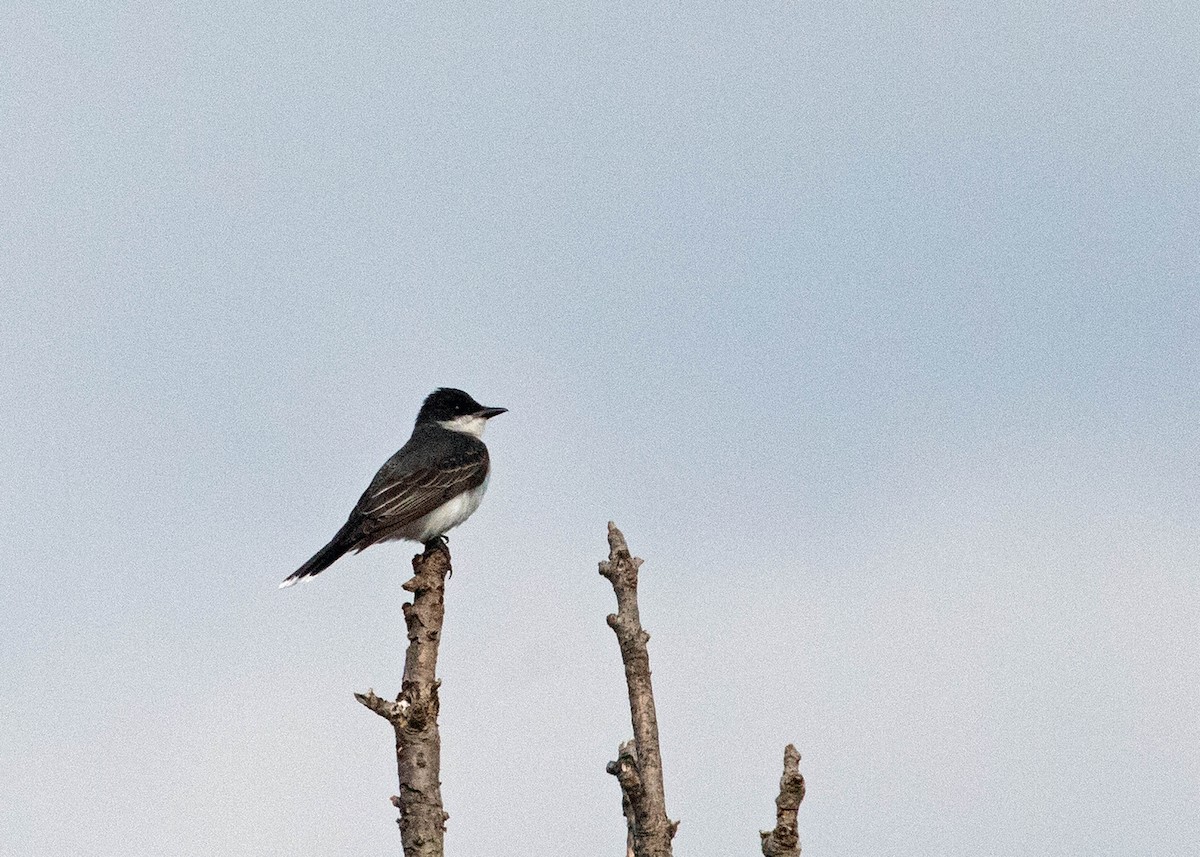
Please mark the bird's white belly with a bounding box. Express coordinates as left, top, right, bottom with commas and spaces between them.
401, 479, 489, 543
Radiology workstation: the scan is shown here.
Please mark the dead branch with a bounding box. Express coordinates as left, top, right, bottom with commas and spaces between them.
599, 522, 677, 857
355, 541, 451, 857
760, 744, 805, 857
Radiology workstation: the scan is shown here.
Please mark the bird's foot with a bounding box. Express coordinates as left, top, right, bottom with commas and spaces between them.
423, 535, 452, 577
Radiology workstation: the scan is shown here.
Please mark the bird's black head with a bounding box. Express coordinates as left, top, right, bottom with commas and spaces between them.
416, 388, 507, 426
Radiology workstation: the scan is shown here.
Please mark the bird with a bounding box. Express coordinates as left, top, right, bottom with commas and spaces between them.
279, 388, 507, 588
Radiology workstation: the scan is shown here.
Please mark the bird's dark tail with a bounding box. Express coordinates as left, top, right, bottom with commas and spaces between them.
279, 524, 356, 589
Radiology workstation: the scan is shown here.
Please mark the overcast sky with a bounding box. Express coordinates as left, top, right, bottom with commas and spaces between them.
2, 2, 1197, 855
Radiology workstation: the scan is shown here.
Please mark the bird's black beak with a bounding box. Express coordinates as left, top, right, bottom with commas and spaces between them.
477, 406, 507, 419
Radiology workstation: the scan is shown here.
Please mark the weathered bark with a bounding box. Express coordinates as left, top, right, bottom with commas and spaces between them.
760, 744, 805, 857
599, 523, 677, 857
355, 541, 451, 857
605, 740, 640, 857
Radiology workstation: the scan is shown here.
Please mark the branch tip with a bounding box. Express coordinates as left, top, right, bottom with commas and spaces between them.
607, 521, 629, 554
760, 743, 805, 857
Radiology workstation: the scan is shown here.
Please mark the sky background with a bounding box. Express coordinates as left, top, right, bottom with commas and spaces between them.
2, 1, 1197, 854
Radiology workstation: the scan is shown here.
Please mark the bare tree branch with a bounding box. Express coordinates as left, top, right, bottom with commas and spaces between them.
760, 744, 805, 857
599, 522, 677, 857
355, 541, 451, 857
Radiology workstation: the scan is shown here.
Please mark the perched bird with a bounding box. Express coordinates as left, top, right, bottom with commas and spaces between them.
279, 388, 506, 588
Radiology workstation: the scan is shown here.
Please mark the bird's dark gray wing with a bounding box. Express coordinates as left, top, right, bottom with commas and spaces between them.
278, 428, 490, 588
350, 436, 489, 548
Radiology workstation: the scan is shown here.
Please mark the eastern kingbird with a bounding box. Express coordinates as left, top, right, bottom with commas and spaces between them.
279, 388, 506, 588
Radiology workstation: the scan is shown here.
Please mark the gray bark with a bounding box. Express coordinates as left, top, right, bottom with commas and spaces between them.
600, 523, 677, 857
760, 744, 805, 857
355, 541, 451, 857
605, 740, 640, 857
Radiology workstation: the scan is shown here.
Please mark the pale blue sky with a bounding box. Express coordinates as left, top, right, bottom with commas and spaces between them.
2, 2, 1197, 855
